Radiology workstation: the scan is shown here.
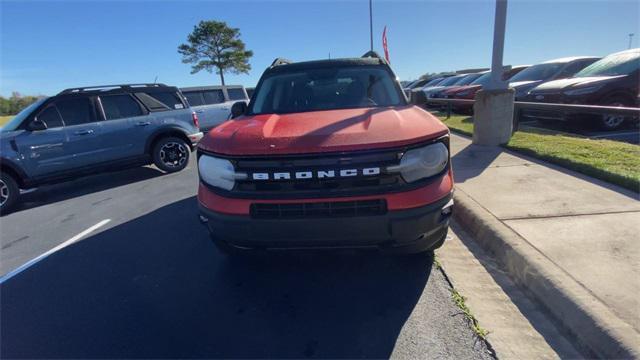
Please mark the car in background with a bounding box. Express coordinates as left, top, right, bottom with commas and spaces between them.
509, 56, 600, 100
413, 74, 466, 105
442, 65, 529, 113
246, 87, 256, 98
0, 83, 203, 212
523, 48, 639, 130
180, 85, 249, 132
427, 71, 487, 100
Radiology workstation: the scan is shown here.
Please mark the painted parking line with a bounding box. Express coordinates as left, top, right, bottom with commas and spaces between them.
0, 219, 111, 284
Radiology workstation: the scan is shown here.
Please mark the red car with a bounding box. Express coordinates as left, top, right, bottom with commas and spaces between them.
442, 65, 529, 113
197, 53, 454, 255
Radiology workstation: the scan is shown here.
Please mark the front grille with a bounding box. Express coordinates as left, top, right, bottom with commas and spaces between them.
251, 199, 387, 219
199, 136, 449, 199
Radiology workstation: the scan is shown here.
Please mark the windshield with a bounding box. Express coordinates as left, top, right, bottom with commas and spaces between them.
509, 63, 563, 82
438, 76, 464, 87
0, 98, 47, 131
575, 51, 640, 77
249, 65, 404, 115
455, 73, 483, 86
423, 78, 443, 87
470, 72, 491, 86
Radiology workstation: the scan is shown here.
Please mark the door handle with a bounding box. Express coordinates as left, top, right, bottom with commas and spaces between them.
74, 129, 94, 135
135, 121, 151, 126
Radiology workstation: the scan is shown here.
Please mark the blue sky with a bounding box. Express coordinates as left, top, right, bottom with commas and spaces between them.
1, 0, 638, 97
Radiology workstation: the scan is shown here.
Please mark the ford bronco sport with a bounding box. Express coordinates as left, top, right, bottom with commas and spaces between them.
0, 83, 202, 212
197, 52, 454, 254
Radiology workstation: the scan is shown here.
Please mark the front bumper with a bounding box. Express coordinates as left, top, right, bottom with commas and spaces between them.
199, 193, 453, 253
188, 132, 204, 146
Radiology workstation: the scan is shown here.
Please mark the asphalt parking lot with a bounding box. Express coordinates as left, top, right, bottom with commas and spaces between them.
0, 158, 493, 359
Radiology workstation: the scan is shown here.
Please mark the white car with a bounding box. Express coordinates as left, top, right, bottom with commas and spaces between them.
180, 85, 249, 132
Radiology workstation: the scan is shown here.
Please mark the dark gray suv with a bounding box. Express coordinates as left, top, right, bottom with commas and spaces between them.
0, 83, 203, 212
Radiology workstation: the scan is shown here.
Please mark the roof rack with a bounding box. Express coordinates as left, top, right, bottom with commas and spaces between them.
270, 58, 292, 67
57, 83, 169, 95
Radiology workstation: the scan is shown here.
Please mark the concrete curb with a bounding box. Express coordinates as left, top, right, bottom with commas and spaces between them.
453, 189, 640, 359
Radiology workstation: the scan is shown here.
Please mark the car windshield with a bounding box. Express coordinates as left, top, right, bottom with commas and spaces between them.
249, 65, 404, 115
423, 78, 443, 87
574, 51, 640, 77
0, 98, 47, 131
470, 72, 491, 86
455, 73, 482, 86
436, 76, 463, 87
508, 63, 564, 82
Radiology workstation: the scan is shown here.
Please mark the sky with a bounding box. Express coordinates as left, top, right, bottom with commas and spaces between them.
1, 0, 638, 97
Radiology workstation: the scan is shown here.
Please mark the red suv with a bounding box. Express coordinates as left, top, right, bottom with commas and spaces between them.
197, 53, 454, 255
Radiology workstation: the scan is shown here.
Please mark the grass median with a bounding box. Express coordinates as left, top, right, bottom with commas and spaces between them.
437, 114, 640, 192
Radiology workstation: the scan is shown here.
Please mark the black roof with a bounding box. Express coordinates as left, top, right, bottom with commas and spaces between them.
56, 83, 177, 96
265, 53, 387, 75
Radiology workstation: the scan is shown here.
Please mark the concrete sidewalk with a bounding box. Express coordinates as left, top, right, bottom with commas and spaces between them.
449, 133, 640, 358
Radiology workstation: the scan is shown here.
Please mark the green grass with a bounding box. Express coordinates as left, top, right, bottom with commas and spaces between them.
438, 114, 640, 192
0, 115, 13, 126
450, 289, 489, 339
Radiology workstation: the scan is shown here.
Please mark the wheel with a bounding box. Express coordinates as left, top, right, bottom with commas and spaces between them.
152, 137, 190, 173
0, 173, 19, 214
598, 98, 630, 131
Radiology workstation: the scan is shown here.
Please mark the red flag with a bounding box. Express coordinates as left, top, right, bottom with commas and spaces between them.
382, 26, 390, 63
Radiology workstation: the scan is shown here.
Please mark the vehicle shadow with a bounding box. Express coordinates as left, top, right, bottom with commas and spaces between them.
1, 196, 434, 359
6, 166, 165, 216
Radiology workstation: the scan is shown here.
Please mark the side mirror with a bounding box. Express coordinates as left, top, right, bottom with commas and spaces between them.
28, 119, 48, 131
230, 101, 247, 119
404, 89, 413, 103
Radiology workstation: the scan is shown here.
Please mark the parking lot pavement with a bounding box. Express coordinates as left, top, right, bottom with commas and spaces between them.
0, 159, 493, 359
520, 120, 640, 144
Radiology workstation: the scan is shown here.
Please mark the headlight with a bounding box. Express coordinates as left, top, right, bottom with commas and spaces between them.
387, 142, 449, 182
198, 155, 246, 190
563, 85, 601, 96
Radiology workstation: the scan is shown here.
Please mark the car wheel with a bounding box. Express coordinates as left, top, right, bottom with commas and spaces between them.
0, 173, 19, 214
599, 99, 629, 131
152, 137, 190, 173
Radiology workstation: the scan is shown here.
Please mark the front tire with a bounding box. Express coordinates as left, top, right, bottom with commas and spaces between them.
598, 98, 631, 131
0, 173, 19, 214
152, 137, 190, 173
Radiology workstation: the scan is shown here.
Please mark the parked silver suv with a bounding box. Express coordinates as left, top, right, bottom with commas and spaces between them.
0, 83, 203, 212
180, 85, 249, 131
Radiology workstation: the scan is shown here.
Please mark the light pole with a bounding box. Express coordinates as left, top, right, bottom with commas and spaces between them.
629, 33, 635, 49
369, 0, 374, 52
486, 0, 508, 90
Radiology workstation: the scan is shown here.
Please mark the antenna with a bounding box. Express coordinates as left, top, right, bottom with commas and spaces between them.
629, 33, 635, 49
153, 76, 158, 84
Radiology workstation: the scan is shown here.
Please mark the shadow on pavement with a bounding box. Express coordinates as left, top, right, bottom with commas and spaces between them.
450, 145, 501, 183
1, 196, 434, 359
6, 166, 164, 216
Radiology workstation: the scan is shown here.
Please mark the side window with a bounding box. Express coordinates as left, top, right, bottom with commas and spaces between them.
202, 90, 225, 104
100, 94, 144, 120
146, 92, 184, 110
184, 92, 204, 106
227, 88, 247, 101
36, 106, 64, 129
55, 97, 94, 126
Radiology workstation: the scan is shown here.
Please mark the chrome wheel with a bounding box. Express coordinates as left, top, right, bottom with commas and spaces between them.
602, 102, 625, 129
159, 142, 188, 168
0, 179, 8, 207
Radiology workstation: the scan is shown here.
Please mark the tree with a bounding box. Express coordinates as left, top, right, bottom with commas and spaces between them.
178, 20, 253, 86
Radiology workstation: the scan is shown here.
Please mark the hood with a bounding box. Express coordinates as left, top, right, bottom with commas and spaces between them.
200, 106, 449, 156
531, 76, 625, 92
510, 80, 541, 89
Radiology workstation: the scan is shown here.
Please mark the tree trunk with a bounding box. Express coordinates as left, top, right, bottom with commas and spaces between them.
219, 67, 226, 87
